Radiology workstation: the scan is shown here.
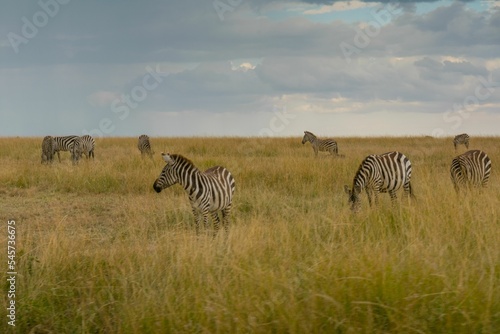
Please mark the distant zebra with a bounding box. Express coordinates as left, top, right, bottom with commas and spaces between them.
53, 135, 79, 162
138, 135, 154, 158
71, 135, 95, 164
153, 153, 235, 235
302, 131, 339, 157
41, 136, 56, 164
450, 150, 491, 193
453, 133, 470, 151
344, 151, 413, 211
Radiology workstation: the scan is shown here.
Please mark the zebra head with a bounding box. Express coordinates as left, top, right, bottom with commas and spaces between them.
71, 140, 81, 164
302, 131, 313, 144
153, 153, 179, 193
344, 185, 362, 212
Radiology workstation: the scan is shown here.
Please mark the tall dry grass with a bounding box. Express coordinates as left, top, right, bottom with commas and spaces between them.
0, 136, 499, 333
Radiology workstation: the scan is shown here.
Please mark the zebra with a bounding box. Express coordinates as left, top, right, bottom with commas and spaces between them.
453, 133, 470, 151
41, 136, 56, 164
450, 150, 491, 193
53, 135, 79, 162
344, 151, 413, 211
302, 131, 340, 157
138, 135, 154, 158
153, 153, 236, 235
71, 135, 95, 164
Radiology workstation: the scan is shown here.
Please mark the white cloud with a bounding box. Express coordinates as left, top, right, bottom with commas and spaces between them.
231, 61, 257, 72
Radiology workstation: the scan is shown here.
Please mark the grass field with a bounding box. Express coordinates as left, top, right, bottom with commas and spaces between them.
1, 136, 499, 333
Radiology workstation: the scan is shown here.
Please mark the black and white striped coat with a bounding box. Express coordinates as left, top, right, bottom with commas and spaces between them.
138, 135, 154, 158
453, 133, 470, 151
71, 135, 95, 164
450, 150, 491, 193
302, 131, 339, 156
153, 153, 235, 235
41, 136, 56, 164
344, 151, 413, 211
53, 135, 78, 162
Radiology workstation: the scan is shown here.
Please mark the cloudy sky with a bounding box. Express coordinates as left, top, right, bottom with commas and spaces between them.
1, 0, 500, 137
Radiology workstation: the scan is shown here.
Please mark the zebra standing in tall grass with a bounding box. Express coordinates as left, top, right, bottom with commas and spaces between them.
138, 135, 154, 158
453, 133, 470, 151
53, 135, 79, 162
71, 135, 95, 164
450, 150, 491, 193
302, 131, 340, 157
153, 153, 236, 235
344, 151, 413, 211
41, 136, 56, 164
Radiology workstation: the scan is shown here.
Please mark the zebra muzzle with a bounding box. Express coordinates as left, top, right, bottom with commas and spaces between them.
153, 180, 162, 193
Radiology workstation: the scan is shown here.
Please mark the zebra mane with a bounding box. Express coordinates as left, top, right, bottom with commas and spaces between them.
352, 165, 365, 190
304, 131, 316, 137
169, 154, 198, 170
351, 155, 376, 190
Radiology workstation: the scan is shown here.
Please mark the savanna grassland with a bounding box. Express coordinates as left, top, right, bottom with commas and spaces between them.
1, 136, 499, 333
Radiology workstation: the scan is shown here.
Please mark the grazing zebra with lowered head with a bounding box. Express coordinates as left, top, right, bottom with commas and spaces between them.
41, 136, 56, 164
153, 153, 235, 235
138, 135, 154, 158
344, 151, 413, 211
450, 150, 491, 193
302, 131, 340, 157
71, 135, 95, 164
453, 133, 470, 151
53, 135, 79, 162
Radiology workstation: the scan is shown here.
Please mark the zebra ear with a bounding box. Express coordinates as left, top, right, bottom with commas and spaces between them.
161, 152, 173, 164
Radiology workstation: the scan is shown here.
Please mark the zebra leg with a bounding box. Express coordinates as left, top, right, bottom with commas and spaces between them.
195, 201, 211, 234
364, 186, 380, 207
192, 209, 201, 234
211, 212, 221, 237
404, 181, 414, 200
221, 207, 231, 234
366, 189, 373, 207
203, 212, 210, 229
57, 151, 61, 163
389, 190, 397, 205
451, 177, 460, 194
314, 146, 319, 157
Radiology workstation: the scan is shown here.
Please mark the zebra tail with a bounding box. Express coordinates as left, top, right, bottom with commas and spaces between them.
409, 182, 417, 201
